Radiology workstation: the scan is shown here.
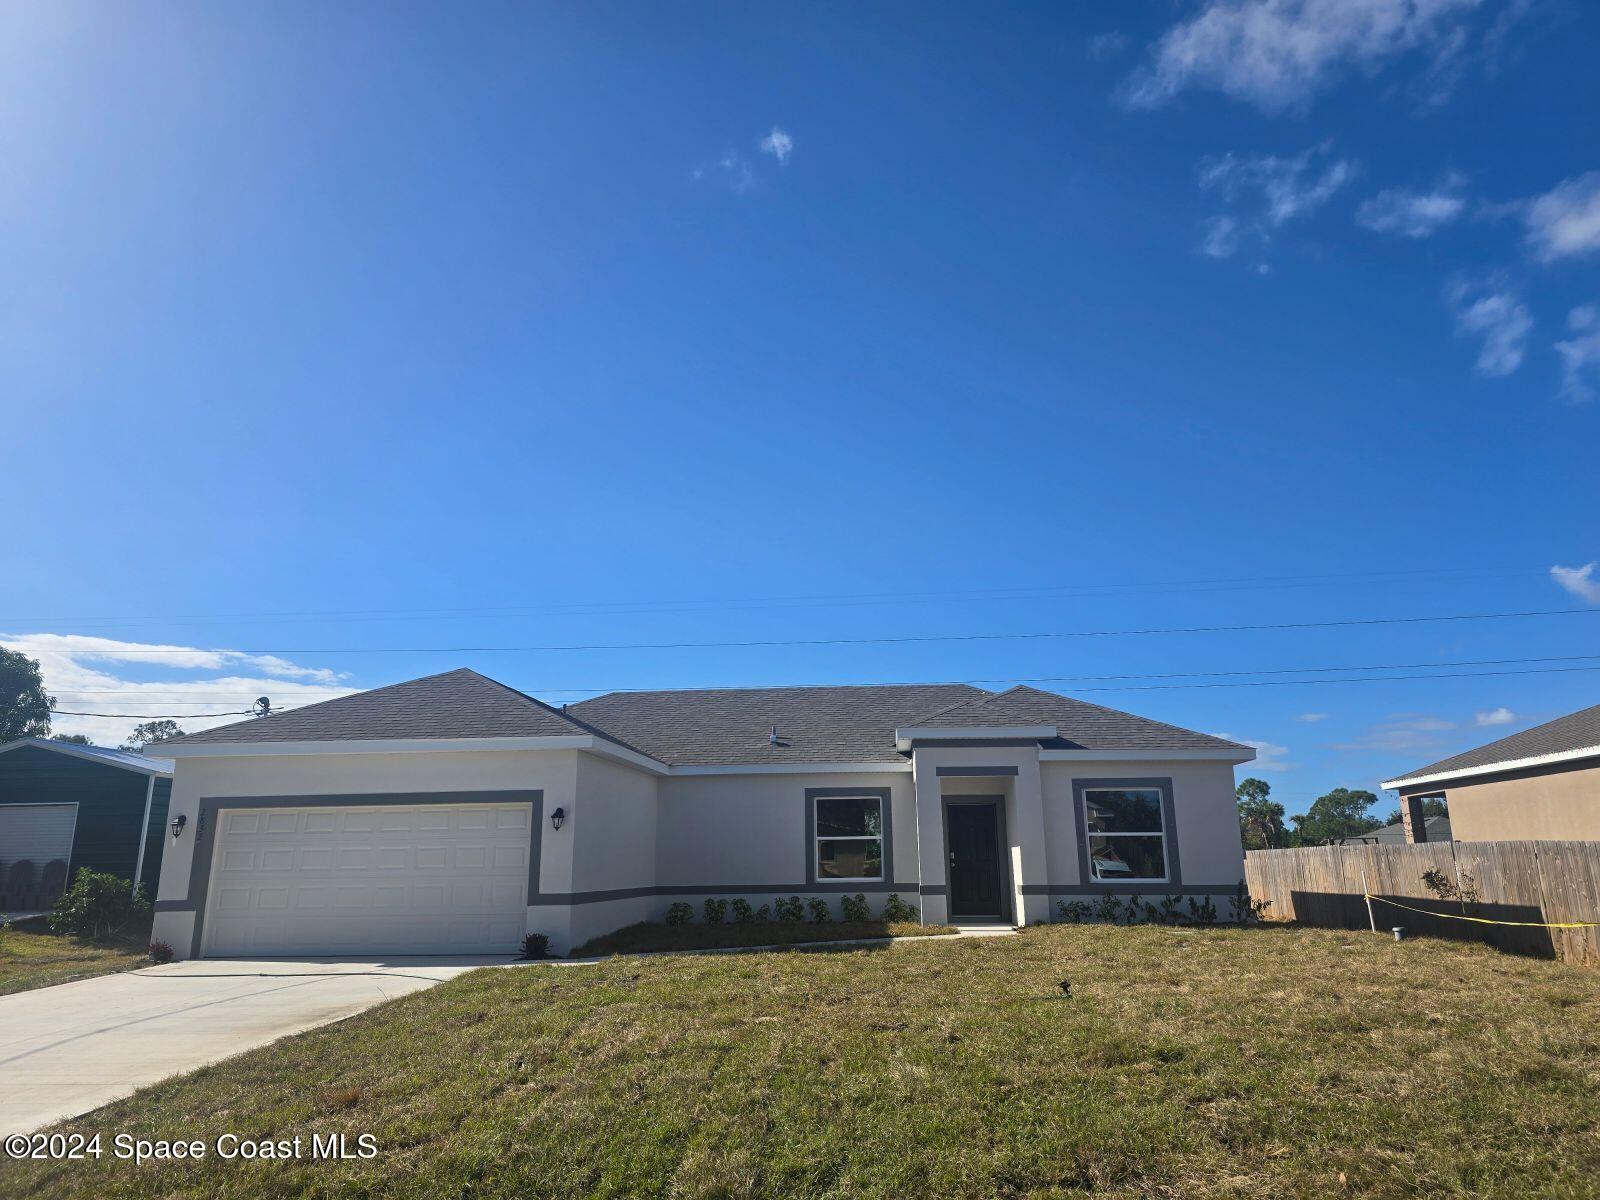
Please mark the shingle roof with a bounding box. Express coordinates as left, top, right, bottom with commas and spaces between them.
903, 685, 1252, 754
154, 671, 1251, 767
0, 738, 173, 775
156, 669, 613, 748
568, 684, 984, 766
1386, 702, 1600, 786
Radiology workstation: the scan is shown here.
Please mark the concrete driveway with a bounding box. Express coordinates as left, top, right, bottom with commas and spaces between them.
0, 957, 504, 1136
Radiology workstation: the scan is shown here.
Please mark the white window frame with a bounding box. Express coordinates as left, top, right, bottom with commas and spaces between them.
1082, 787, 1169, 884
813, 794, 885, 883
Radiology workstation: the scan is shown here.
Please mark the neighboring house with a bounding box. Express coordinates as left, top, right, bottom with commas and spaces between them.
1338, 814, 1452, 845
1382, 702, 1600, 842
148, 669, 1254, 959
0, 739, 173, 910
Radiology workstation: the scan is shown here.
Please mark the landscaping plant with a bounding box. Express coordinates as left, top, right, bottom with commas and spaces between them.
840, 893, 870, 922
806, 897, 832, 923
703, 898, 728, 924
47, 871, 149, 940
664, 902, 694, 926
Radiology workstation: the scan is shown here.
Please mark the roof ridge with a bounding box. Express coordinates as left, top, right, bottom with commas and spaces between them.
573, 682, 986, 706
473, 673, 664, 763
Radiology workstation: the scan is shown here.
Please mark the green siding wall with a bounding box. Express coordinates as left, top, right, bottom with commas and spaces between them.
141, 777, 172, 895
0, 746, 166, 886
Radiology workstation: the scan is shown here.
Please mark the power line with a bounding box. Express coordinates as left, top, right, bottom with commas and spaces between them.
30, 605, 1600, 657
38, 650, 1600, 697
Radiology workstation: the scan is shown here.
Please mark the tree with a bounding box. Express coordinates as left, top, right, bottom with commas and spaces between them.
1290, 787, 1382, 845
52, 733, 94, 745
121, 719, 185, 752
0, 646, 53, 742
1236, 777, 1287, 850
1381, 796, 1448, 827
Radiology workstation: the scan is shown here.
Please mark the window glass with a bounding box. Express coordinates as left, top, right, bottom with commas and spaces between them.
1083, 787, 1167, 882
815, 796, 883, 880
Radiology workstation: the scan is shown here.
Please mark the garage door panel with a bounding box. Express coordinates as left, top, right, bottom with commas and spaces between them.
203, 801, 531, 957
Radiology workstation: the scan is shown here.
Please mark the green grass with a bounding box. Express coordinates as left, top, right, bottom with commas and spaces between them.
574, 919, 953, 955
0, 918, 151, 996
6, 924, 1600, 1199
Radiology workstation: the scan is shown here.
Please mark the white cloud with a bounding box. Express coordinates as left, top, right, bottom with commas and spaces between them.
1200, 215, 1241, 258
1525, 172, 1600, 262
1335, 713, 1455, 753
1295, 712, 1330, 722
1356, 174, 1468, 237
1088, 32, 1129, 60
1200, 145, 1358, 226
1217, 734, 1295, 771
694, 152, 756, 194
758, 126, 793, 166
1445, 278, 1532, 377
1555, 304, 1600, 404
0, 632, 355, 748
1123, 0, 1485, 114
1475, 706, 1516, 726
1551, 562, 1600, 604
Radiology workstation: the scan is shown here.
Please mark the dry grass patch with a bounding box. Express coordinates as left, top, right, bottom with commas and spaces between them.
574, 919, 952, 955
0, 917, 150, 996
5, 924, 1599, 1199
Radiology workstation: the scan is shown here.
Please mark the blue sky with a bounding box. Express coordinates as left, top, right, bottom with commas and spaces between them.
2, 1, 1598, 820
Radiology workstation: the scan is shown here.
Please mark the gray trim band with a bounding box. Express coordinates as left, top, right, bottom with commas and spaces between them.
530, 882, 924, 905
935, 765, 1020, 777
1070, 777, 1181, 887
184, 790, 544, 960
804, 786, 892, 887
1026, 883, 1233, 896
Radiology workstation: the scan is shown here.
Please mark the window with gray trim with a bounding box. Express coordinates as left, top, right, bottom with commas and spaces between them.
1082, 788, 1168, 882
814, 795, 884, 881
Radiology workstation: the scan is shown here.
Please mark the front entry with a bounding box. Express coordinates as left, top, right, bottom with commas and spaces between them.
944, 799, 1009, 920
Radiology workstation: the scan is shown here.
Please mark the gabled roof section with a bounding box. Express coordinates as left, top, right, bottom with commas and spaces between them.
905, 685, 1252, 754
0, 737, 173, 776
155, 669, 618, 748
568, 683, 985, 766
1384, 702, 1600, 789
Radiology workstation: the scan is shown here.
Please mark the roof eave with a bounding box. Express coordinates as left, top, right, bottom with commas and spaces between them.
1382, 743, 1600, 791
157, 734, 671, 774
0, 737, 173, 776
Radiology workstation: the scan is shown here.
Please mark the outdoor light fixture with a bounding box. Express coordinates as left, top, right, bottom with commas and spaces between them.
550, 807, 565, 831
170, 813, 188, 839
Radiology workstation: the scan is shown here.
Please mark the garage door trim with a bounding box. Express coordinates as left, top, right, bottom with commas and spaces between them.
182, 790, 543, 959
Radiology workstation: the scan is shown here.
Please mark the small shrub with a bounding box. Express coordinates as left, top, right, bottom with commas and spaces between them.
1094, 894, 1121, 923
147, 939, 175, 964
1157, 895, 1183, 925
1057, 899, 1091, 923
1229, 879, 1271, 924
840, 893, 870, 922
774, 895, 805, 923
807, 897, 832, 923
665, 902, 694, 926
704, 898, 728, 924
47, 871, 149, 939
1186, 895, 1218, 926
730, 898, 755, 923
1123, 896, 1145, 925
520, 932, 551, 960
1422, 867, 1480, 911
881, 893, 917, 922
754, 903, 772, 921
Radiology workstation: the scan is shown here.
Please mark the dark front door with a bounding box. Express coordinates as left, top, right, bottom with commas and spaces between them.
946, 801, 1005, 919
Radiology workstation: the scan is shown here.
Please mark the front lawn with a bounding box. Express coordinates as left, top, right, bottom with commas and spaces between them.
7, 924, 1599, 1199
0, 918, 151, 997
574, 918, 953, 956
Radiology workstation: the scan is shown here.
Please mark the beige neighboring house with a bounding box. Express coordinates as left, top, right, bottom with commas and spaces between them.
147, 669, 1254, 958
1382, 702, 1600, 843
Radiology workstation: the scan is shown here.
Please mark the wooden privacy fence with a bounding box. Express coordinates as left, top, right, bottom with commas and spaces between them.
1244, 841, 1600, 966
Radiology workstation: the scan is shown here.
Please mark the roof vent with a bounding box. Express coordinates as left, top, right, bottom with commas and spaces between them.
769, 725, 781, 746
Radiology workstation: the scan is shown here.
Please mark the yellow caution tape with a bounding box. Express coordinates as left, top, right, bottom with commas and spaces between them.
1364, 894, 1600, 929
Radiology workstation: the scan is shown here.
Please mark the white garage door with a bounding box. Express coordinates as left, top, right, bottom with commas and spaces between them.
0, 803, 77, 866
202, 802, 532, 957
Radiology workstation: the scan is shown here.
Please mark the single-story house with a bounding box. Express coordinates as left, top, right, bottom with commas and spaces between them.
1338, 814, 1452, 845
0, 739, 173, 911
148, 669, 1254, 959
1382, 701, 1600, 842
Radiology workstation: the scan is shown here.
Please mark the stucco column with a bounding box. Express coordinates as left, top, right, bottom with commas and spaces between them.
1397, 794, 1429, 844
1008, 756, 1050, 926
910, 752, 949, 925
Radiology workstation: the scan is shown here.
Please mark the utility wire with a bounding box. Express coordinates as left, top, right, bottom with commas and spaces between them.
38, 650, 1600, 698
38, 605, 1600, 656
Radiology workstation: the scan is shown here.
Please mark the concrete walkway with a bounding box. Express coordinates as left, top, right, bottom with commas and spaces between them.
0, 956, 501, 1136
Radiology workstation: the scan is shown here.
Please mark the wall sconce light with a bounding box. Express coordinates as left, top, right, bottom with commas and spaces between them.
170, 813, 188, 839
550, 807, 566, 831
